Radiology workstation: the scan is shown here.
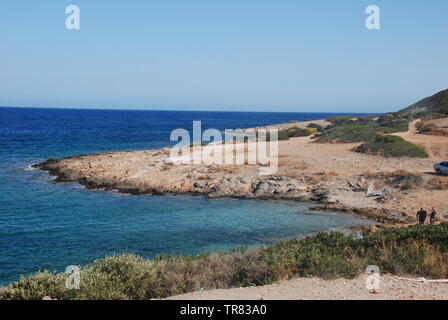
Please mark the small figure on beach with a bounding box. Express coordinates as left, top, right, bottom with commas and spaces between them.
416, 208, 427, 226
430, 208, 437, 224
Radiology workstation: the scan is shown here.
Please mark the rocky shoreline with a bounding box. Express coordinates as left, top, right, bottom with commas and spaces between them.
35, 155, 410, 231
32, 117, 448, 229
33, 154, 333, 202
33, 138, 424, 227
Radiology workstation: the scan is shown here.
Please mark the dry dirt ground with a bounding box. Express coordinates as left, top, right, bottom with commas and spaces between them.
166, 275, 448, 300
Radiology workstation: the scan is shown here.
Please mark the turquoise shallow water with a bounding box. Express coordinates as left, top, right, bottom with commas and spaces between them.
0, 107, 373, 284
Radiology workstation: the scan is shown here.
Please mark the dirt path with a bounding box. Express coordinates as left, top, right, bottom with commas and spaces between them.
167, 275, 448, 300
393, 120, 448, 161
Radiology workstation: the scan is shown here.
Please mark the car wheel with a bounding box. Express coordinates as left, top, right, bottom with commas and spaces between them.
436, 169, 442, 175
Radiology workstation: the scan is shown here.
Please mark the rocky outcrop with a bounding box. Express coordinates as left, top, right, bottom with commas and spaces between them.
32, 120, 438, 228
33, 157, 322, 202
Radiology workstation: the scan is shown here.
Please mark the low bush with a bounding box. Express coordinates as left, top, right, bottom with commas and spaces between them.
317, 123, 378, 143
379, 119, 409, 133
2, 223, 448, 300
355, 135, 429, 158
307, 123, 325, 132
268, 127, 317, 141
287, 127, 316, 137
326, 115, 355, 125
418, 123, 448, 137
264, 130, 290, 141
277, 130, 290, 140
317, 114, 409, 143
377, 114, 409, 132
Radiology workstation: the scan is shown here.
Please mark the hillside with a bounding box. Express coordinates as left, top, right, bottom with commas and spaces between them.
401, 88, 448, 115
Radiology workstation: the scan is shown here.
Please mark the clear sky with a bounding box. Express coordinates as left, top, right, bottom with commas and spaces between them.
0, 0, 447, 113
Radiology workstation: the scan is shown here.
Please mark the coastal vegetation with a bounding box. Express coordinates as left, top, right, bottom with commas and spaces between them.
268, 89, 447, 156
308, 105, 442, 159
269, 126, 318, 141
286, 126, 316, 137
306, 123, 325, 132
326, 115, 355, 125
355, 135, 429, 158
2, 223, 448, 300
316, 88, 448, 146
317, 113, 409, 143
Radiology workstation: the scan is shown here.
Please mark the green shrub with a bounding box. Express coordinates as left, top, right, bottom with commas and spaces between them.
262, 130, 289, 141
317, 114, 410, 144
0, 254, 159, 300
305, 127, 318, 134
287, 127, 316, 137
355, 135, 429, 158
326, 115, 355, 125
317, 123, 378, 143
277, 130, 290, 140
266, 127, 316, 141
307, 123, 325, 132
3, 224, 448, 300
261, 232, 364, 280
379, 119, 409, 133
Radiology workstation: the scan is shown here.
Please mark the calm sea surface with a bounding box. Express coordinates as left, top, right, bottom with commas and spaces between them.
0, 107, 374, 284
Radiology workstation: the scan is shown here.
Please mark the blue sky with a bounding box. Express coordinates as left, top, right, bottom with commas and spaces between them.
0, 0, 447, 113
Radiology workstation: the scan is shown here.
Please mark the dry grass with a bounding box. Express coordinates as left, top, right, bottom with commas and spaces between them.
207, 166, 240, 174
273, 172, 304, 179
417, 121, 448, 137
372, 239, 448, 277
272, 171, 338, 184
363, 170, 424, 190
272, 166, 309, 179
427, 176, 448, 190
312, 171, 339, 181
153, 252, 265, 296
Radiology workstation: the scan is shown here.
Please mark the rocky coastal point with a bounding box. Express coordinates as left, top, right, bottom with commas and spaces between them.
33, 118, 448, 227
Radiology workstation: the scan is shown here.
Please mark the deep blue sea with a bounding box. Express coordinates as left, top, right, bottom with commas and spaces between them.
0, 107, 373, 285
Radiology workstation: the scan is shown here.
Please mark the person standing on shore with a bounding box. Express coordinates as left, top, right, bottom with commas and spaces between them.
416, 208, 427, 226
430, 208, 437, 224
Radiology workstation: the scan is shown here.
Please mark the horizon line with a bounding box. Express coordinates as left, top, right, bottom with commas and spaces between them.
0, 105, 384, 115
